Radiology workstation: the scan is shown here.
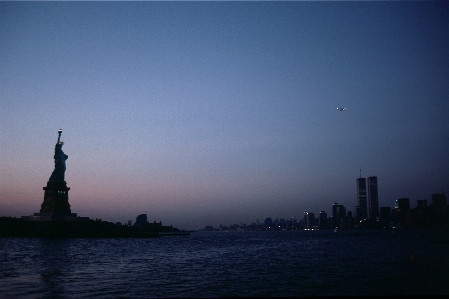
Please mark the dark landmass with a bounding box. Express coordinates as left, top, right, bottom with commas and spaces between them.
0, 217, 189, 238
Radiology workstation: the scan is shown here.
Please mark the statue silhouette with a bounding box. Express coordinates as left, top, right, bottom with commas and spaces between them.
48, 131, 68, 182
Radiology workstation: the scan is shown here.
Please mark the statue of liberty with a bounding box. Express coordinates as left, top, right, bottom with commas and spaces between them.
48, 129, 68, 182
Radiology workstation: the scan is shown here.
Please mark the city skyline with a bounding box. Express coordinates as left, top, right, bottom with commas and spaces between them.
1, 2, 448, 230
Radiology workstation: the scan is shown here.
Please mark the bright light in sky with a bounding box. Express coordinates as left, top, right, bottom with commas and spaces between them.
1, 2, 448, 230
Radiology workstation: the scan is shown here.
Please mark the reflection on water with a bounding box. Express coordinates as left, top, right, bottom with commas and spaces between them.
1, 229, 448, 297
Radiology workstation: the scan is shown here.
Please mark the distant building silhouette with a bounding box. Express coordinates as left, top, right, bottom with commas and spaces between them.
354, 205, 362, 224
430, 193, 448, 228
344, 211, 353, 229
332, 202, 346, 229
432, 193, 447, 208
308, 213, 316, 229
367, 176, 379, 220
379, 207, 391, 228
319, 211, 328, 230
394, 198, 410, 228
135, 213, 148, 227
356, 177, 367, 221
396, 198, 410, 210
303, 209, 309, 229
417, 199, 427, 208
264, 217, 273, 228
414, 199, 432, 228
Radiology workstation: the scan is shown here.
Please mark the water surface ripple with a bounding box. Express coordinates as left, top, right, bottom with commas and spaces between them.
1, 229, 448, 297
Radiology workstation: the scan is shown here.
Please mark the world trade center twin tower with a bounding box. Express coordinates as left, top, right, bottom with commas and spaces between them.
356, 176, 379, 222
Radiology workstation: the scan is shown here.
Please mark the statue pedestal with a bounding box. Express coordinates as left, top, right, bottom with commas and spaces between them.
40, 181, 72, 214
22, 181, 90, 222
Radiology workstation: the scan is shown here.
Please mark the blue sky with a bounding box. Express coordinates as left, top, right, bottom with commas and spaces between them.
1, 1, 448, 230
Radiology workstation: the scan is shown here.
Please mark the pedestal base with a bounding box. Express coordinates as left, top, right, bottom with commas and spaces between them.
40, 181, 72, 214
22, 181, 89, 223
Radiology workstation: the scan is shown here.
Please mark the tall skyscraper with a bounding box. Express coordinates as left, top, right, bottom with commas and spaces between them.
367, 176, 379, 220
356, 177, 367, 220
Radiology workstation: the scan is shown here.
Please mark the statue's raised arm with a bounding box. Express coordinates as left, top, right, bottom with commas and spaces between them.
56, 129, 61, 144
48, 129, 68, 182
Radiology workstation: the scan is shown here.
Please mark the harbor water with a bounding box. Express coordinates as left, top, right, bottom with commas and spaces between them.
1, 229, 448, 298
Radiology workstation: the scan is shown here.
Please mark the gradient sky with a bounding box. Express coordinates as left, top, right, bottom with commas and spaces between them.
1, 1, 448, 230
